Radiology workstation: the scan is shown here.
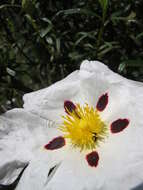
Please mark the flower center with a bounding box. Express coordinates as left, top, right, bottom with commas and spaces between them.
60, 103, 108, 151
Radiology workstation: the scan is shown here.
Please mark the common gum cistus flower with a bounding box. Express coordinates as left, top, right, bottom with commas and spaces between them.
0, 60, 143, 190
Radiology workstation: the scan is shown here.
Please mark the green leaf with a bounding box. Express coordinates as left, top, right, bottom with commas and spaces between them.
136, 32, 143, 40
118, 62, 126, 73
98, 42, 120, 57
84, 43, 94, 49
45, 37, 53, 45
55, 8, 101, 19
0, 4, 21, 9
56, 8, 81, 16
68, 52, 83, 60
125, 59, 143, 67
75, 31, 97, 46
39, 26, 52, 38
6, 68, 16, 77
75, 34, 88, 46
25, 14, 36, 29
56, 38, 61, 54
0, 4, 8, 9
98, 0, 108, 13
111, 11, 136, 25
40, 18, 52, 25
22, 0, 35, 15
22, 0, 27, 8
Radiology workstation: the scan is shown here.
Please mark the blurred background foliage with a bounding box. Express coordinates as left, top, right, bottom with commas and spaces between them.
0, 0, 143, 113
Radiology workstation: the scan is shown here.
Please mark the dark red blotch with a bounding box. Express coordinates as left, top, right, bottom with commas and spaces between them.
64, 100, 76, 114
96, 93, 108, 111
86, 151, 99, 167
44, 136, 65, 150
111, 119, 129, 133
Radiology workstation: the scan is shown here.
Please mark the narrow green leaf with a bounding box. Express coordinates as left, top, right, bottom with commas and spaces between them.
0, 5, 7, 9
55, 8, 101, 19
136, 32, 143, 40
39, 26, 52, 38
75, 34, 88, 46
118, 62, 126, 73
46, 37, 53, 45
6, 68, 16, 77
98, 0, 108, 12
22, 0, 26, 8
56, 38, 61, 54
0, 4, 21, 9
125, 59, 143, 67
40, 18, 52, 25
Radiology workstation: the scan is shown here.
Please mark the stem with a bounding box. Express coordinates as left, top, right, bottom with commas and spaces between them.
96, 7, 107, 58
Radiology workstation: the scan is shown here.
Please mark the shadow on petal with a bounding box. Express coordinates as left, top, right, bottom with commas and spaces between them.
45, 162, 61, 186
132, 183, 143, 190
0, 164, 28, 190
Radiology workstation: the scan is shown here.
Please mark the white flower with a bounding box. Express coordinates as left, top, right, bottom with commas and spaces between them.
0, 60, 143, 190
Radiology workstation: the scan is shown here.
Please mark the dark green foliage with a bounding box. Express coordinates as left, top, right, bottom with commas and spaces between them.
0, 0, 143, 113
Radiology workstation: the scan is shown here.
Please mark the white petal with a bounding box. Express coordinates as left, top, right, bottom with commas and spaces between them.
41, 88, 143, 189
0, 108, 61, 185
23, 70, 84, 122
4, 60, 143, 189
23, 60, 116, 121
79, 60, 134, 105
79, 60, 143, 121
23, 60, 141, 122
16, 147, 68, 190
39, 130, 143, 190
15, 160, 50, 190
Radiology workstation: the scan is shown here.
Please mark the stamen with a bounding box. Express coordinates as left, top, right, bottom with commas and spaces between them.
60, 102, 108, 151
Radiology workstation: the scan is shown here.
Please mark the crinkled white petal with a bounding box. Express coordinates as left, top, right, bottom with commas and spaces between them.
15, 160, 51, 190
16, 150, 67, 190
0, 109, 61, 185
1, 60, 143, 190
23, 60, 143, 122
79, 60, 143, 107
0, 161, 27, 185
15, 124, 143, 190
19, 122, 143, 190
23, 70, 86, 122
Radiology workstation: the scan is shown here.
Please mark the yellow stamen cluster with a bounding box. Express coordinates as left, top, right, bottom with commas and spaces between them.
60, 103, 108, 151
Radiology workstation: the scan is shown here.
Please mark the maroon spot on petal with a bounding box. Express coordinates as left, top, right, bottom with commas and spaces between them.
64, 100, 76, 114
44, 136, 65, 150
111, 119, 129, 133
96, 93, 108, 111
86, 151, 99, 167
